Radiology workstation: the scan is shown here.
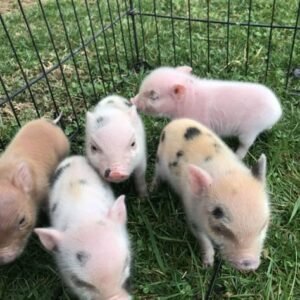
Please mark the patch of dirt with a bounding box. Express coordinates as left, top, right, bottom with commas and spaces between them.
0, 0, 39, 14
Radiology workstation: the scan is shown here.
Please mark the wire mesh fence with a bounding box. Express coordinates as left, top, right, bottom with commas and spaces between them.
0, 0, 299, 298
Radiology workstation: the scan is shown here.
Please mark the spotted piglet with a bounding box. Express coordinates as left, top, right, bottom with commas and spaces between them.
0, 116, 69, 265
131, 66, 282, 158
35, 156, 131, 300
153, 119, 270, 271
86, 95, 147, 198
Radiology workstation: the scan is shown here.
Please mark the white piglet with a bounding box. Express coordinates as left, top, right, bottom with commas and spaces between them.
131, 66, 282, 158
86, 95, 147, 197
35, 156, 131, 300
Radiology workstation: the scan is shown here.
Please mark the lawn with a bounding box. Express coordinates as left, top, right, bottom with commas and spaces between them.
0, 0, 299, 299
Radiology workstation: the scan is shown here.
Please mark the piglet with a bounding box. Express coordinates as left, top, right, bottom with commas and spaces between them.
153, 118, 270, 271
86, 95, 147, 198
131, 66, 282, 158
35, 155, 131, 300
0, 116, 69, 265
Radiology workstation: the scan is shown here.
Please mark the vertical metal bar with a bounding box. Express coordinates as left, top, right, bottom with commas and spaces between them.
188, 0, 193, 68
226, 0, 230, 69
96, 0, 116, 91
106, 0, 122, 75
84, 0, 108, 94
70, 0, 97, 100
206, 0, 210, 73
56, 0, 88, 109
129, 0, 141, 66
138, 0, 147, 61
18, 0, 59, 117
264, 0, 276, 83
245, 0, 252, 76
38, 0, 81, 126
0, 75, 21, 127
116, 0, 130, 70
205, 258, 223, 300
285, 0, 300, 89
124, 0, 135, 64
170, 0, 176, 65
0, 14, 40, 117
153, 0, 161, 65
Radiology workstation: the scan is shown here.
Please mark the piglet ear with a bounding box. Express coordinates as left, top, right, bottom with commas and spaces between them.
86, 111, 96, 130
173, 84, 186, 100
130, 95, 138, 105
108, 195, 127, 224
188, 164, 212, 195
13, 162, 32, 193
34, 228, 63, 251
251, 154, 267, 182
176, 66, 192, 74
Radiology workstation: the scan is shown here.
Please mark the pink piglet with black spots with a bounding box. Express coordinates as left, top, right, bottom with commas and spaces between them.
35, 156, 132, 300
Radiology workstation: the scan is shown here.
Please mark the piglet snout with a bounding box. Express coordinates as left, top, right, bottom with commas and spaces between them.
106, 170, 129, 182
230, 257, 260, 271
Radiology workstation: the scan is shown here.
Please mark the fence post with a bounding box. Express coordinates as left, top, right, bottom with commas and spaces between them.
128, 0, 140, 68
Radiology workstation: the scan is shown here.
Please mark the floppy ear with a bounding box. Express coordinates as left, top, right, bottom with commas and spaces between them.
172, 84, 186, 100
34, 228, 63, 251
108, 195, 127, 224
251, 154, 267, 182
13, 162, 32, 193
176, 66, 193, 74
86, 111, 96, 130
188, 164, 212, 195
130, 95, 138, 105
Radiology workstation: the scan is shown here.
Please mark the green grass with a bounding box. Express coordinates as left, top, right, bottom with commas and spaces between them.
0, 0, 299, 299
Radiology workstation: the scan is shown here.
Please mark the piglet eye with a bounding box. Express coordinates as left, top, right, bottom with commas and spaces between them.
131, 141, 136, 147
19, 216, 26, 227
91, 145, 97, 152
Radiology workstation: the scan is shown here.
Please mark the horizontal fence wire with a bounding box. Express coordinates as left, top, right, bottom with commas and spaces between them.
134, 11, 300, 30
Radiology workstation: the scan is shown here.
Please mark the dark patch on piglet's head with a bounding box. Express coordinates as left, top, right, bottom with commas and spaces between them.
50, 163, 71, 187
212, 207, 224, 219
76, 250, 90, 267
184, 127, 201, 140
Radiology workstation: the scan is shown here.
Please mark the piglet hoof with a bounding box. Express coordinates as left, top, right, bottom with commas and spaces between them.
202, 254, 214, 268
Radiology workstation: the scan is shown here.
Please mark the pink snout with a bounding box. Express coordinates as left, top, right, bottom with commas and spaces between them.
230, 256, 260, 271
104, 168, 129, 183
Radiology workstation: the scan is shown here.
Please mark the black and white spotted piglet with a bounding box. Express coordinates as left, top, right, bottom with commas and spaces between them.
35, 156, 131, 300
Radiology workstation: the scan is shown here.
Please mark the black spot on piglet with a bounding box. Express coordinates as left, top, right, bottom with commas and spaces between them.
184, 127, 201, 140
176, 150, 184, 157
212, 207, 224, 219
50, 163, 71, 187
76, 251, 90, 267
51, 202, 57, 212
161, 131, 165, 142
122, 276, 132, 293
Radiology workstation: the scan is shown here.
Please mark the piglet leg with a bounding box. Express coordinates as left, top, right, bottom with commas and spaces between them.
133, 162, 148, 199
198, 232, 215, 267
236, 133, 257, 159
